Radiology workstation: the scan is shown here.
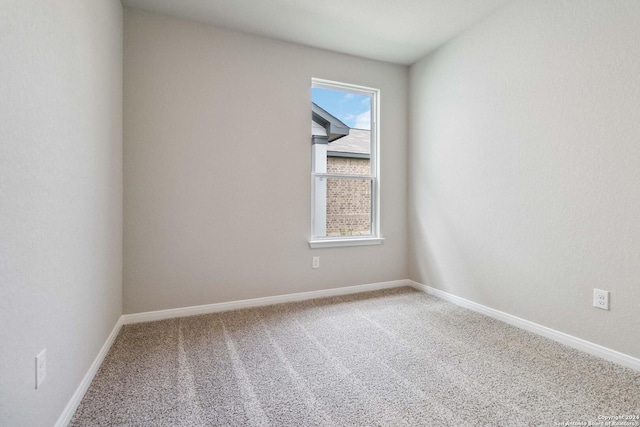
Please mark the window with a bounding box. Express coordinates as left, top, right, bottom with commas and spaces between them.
309, 79, 383, 248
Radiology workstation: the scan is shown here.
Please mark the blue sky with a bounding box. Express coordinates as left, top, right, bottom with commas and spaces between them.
312, 87, 371, 130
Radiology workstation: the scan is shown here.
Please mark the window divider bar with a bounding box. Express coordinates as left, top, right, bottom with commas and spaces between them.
312, 173, 375, 180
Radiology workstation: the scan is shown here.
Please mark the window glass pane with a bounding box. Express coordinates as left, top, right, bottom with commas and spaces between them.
313, 177, 372, 237
312, 87, 372, 176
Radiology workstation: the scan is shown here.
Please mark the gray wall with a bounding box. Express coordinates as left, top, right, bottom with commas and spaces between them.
123, 8, 409, 314
409, 0, 640, 358
0, 1, 123, 426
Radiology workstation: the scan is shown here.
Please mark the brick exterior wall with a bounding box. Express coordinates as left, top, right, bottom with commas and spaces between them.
326, 157, 371, 236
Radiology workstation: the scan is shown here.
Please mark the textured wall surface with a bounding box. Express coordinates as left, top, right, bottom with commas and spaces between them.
409, 0, 640, 358
123, 8, 408, 314
0, 1, 123, 426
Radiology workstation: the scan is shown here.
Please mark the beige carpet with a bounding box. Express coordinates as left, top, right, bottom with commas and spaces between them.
70, 287, 640, 426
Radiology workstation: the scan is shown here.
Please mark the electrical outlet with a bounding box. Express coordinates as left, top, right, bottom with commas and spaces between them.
593, 289, 609, 310
312, 256, 320, 269
36, 349, 47, 389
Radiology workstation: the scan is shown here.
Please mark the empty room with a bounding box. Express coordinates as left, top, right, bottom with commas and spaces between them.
2, 0, 640, 426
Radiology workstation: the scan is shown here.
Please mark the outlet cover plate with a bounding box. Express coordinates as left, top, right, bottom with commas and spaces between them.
593, 289, 609, 310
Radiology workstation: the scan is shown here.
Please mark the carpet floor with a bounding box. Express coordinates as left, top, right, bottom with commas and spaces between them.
70, 287, 640, 426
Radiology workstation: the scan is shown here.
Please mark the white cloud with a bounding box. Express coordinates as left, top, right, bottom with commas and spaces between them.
354, 110, 371, 130
342, 114, 355, 123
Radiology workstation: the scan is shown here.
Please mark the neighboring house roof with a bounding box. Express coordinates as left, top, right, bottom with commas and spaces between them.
311, 102, 349, 142
327, 129, 370, 159
312, 102, 370, 159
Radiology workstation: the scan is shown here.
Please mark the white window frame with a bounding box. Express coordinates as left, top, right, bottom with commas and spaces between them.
309, 78, 383, 248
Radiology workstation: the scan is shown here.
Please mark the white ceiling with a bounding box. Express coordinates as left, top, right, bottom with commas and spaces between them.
122, 0, 513, 65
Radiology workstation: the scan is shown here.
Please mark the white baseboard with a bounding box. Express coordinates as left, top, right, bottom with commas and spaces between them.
407, 280, 640, 372
122, 279, 411, 325
55, 316, 124, 427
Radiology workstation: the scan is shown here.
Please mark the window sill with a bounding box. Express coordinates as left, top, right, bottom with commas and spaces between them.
308, 237, 384, 249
